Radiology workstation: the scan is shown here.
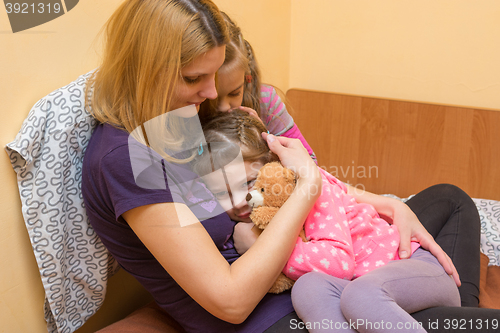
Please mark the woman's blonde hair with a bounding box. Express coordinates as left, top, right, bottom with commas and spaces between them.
86, 0, 229, 134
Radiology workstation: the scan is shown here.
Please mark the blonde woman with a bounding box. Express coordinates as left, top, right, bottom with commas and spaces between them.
82, 1, 319, 332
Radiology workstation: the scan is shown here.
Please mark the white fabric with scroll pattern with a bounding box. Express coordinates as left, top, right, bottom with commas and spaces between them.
5, 71, 118, 333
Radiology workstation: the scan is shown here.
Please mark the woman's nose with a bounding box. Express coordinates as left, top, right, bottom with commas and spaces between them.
199, 77, 218, 100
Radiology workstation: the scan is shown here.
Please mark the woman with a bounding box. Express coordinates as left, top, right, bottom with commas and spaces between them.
82, 1, 319, 332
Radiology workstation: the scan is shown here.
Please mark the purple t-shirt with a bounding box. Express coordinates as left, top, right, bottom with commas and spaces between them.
82, 123, 294, 332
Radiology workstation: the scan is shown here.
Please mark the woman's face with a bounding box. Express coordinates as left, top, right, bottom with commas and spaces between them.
215, 66, 246, 112
170, 45, 226, 111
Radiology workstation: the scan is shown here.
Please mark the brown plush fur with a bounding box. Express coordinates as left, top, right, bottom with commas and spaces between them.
247, 162, 306, 293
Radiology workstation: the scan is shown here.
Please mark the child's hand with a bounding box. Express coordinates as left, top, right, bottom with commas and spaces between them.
233, 222, 262, 255
230, 106, 264, 125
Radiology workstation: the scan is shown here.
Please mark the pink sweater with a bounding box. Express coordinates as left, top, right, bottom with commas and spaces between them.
283, 168, 420, 281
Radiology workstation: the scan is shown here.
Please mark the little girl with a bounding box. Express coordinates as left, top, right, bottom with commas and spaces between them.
193, 110, 461, 333
199, 12, 317, 163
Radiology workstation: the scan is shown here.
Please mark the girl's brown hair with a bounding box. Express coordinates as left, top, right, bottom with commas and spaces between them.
86, 0, 229, 134
192, 110, 277, 177
223, 13, 262, 116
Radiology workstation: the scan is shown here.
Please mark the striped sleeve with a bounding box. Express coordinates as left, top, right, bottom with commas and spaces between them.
260, 84, 317, 163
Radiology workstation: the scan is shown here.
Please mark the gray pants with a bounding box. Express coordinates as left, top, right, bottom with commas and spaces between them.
291, 248, 461, 332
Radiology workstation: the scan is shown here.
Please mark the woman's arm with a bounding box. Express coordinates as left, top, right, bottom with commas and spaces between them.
345, 184, 460, 286
124, 134, 321, 324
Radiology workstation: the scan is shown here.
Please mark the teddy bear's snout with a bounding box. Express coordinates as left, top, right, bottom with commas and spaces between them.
247, 189, 264, 208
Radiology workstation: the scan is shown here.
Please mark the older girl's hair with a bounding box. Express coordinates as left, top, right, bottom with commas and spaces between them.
222, 13, 262, 115
193, 110, 277, 177
199, 12, 262, 122
86, 0, 229, 134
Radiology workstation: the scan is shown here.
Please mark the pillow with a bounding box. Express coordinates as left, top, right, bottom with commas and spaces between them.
473, 198, 500, 266
5, 71, 118, 333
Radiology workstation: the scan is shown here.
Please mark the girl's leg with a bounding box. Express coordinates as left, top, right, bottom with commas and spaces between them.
405, 184, 481, 307
292, 272, 355, 333
340, 249, 460, 333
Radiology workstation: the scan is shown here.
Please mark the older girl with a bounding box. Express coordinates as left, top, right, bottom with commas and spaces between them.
199, 12, 317, 163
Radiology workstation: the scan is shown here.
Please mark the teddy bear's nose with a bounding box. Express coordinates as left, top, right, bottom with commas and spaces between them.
246, 193, 252, 202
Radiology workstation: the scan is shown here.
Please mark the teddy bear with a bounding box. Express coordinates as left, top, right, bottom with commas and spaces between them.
246, 161, 307, 294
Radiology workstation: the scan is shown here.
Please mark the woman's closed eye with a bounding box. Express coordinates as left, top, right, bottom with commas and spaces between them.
183, 76, 201, 84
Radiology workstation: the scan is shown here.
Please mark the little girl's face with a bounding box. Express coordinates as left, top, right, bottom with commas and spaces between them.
216, 67, 246, 112
203, 160, 263, 222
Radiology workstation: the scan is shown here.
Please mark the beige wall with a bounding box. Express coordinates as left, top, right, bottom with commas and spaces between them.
289, 0, 500, 110
1, 0, 498, 332
216, 0, 291, 90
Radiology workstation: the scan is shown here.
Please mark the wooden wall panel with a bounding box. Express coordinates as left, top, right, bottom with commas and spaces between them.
287, 89, 500, 201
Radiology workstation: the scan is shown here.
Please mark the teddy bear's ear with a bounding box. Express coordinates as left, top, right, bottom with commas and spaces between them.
282, 167, 296, 183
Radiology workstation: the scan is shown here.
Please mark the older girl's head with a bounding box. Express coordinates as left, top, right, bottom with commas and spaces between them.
88, 0, 229, 133
199, 12, 262, 118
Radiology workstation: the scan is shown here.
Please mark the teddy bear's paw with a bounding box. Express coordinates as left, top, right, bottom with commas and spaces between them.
268, 273, 295, 294
250, 207, 280, 229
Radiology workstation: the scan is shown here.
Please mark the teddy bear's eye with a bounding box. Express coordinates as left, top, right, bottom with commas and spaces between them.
261, 188, 265, 193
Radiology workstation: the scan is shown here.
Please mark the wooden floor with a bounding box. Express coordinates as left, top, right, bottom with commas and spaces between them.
286, 89, 500, 201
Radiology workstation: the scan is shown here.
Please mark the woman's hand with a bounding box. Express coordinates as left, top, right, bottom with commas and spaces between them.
233, 222, 262, 255
392, 202, 461, 286
262, 133, 320, 185
346, 185, 461, 286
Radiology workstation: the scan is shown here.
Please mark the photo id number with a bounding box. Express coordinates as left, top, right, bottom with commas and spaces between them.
443, 318, 498, 330
5, 3, 62, 14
